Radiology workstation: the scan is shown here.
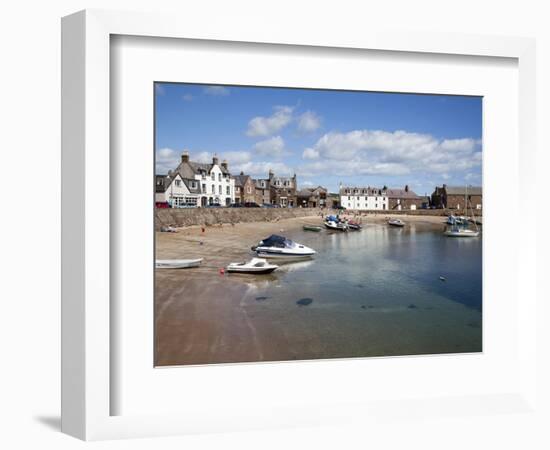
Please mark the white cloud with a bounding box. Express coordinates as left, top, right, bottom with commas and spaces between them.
155, 147, 180, 174
298, 129, 482, 177
253, 136, 287, 157
233, 161, 294, 178
302, 147, 320, 160
203, 86, 230, 96
246, 106, 294, 137
301, 180, 314, 187
297, 111, 321, 133
156, 149, 252, 173
155, 84, 165, 96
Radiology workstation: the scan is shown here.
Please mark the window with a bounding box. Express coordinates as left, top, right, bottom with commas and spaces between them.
211, 172, 215, 181
226, 186, 230, 195
218, 185, 222, 195
218, 173, 221, 182
211, 185, 215, 194
175, 179, 181, 187
202, 184, 206, 193
190, 181, 196, 189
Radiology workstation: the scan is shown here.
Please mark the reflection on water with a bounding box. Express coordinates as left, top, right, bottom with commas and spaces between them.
263, 222, 483, 312
232, 221, 482, 357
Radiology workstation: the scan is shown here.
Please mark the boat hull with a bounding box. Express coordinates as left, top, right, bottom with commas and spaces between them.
303, 225, 322, 232
226, 266, 277, 274
444, 231, 480, 237
155, 258, 203, 269
255, 250, 315, 260
324, 222, 347, 231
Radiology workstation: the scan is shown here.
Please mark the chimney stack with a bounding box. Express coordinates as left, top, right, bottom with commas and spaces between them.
405, 184, 409, 192
181, 151, 190, 163
221, 159, 228, 170
212, 154, 219, 166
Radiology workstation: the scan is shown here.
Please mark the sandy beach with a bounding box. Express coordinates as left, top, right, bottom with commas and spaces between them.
155, 213, 481, 366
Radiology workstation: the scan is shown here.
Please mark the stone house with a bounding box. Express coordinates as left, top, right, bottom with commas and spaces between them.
269, 170, 297, 207
296, 186, 328, 208
431, 184, 482, 210
387, 186, 422, 210
232, 172, 256, 204
169, 151, 235, 207
253, 178, 271, 205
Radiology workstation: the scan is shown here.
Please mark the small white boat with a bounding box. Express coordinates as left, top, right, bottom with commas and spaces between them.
253, 235, 316, 260
444, 228, 480, 237
388, 218, 405, 227
155, 258, 203, 269
226, 258, 278, 274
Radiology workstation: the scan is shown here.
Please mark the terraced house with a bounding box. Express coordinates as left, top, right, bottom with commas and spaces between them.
431, 185, 482, 210
339, 185, 388, 210
269, 170, 297, 207
232, 172, 256, 205
164, 151, 235, 207
387, 185, 422, 210
155, 172, 201, 207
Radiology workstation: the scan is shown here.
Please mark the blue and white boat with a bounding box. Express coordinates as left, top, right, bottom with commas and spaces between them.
252, 235, 316, 260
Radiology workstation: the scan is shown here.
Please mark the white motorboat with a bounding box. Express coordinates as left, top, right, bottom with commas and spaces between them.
388, 218, 405, 227
155, 258, 203, 269
444, 228, 480, 237
253, 235, 316, 260
226, 258, 278, 274
324, 220, 347, 231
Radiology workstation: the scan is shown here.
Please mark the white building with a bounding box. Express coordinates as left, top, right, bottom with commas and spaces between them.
169, 152, 235, 207
155, 173, 201, 207
339, 185, 389, 210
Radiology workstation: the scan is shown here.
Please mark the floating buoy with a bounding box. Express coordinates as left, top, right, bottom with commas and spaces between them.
439, 276, 446, 281
199, 241, 204, 245
201, 227, 205, 233
219, 268, 225, 274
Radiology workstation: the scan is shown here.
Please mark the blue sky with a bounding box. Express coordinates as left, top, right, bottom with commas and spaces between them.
155, 83, 482, 195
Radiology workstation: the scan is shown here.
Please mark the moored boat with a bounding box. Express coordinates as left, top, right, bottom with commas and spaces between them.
253, 235, 316, 260
346, 221, 362, 231
155, 258, 203, 269
324, 215, 347, 231
388, 218, 405, 227
444, 227, 480, 237
303, 225, 322, 232
324, 220, 347, 231
226, 258, 278, 274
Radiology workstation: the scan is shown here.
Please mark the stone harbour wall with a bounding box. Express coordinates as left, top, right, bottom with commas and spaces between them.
155, 207, 479, 230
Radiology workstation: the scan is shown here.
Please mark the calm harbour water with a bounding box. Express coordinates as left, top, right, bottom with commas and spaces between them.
236, 222, 483, 358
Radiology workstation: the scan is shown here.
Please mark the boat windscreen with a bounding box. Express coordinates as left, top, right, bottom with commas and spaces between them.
260, 234, 293, 248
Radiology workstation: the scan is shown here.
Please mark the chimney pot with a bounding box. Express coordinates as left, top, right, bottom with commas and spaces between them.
212, 155, 219, 165
181, 151, 190, 163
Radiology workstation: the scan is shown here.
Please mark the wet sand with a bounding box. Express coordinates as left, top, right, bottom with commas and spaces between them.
155, 214, 481, 366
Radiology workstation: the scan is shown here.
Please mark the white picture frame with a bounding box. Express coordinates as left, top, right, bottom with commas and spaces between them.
61, 9, 538, 441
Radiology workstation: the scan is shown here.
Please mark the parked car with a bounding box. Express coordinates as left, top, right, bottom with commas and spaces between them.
229, 203, 243, 208
261, 203, 275, 208
155, 201, 171, 208
243, 202, 261, 208
206, 204, 222, 208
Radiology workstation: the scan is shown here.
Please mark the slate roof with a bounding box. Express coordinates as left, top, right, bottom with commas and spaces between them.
155, 173, 202, 194
445, 186, 482, 196
339, 186, 387, 196
386, 188, 421, 199
232, 174, 251, 188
